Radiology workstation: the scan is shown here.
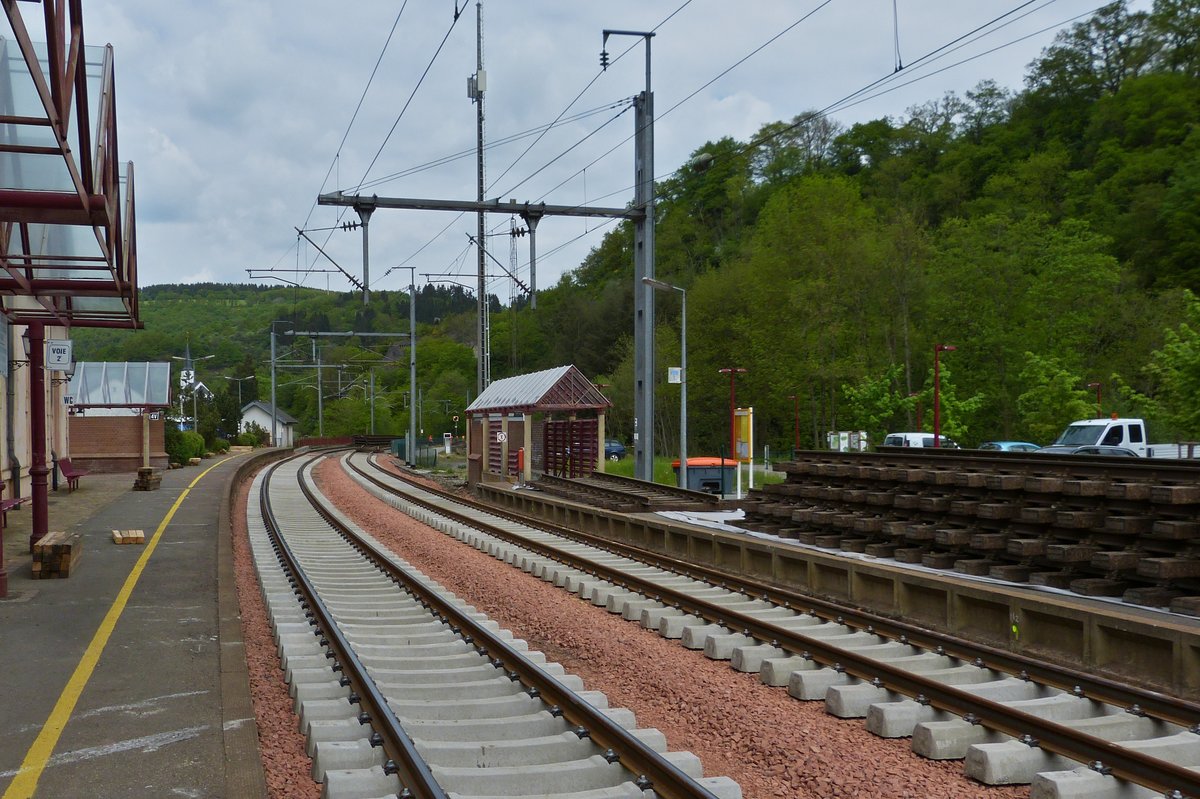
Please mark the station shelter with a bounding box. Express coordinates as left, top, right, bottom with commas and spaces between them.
66, 363, 171, 472
464, 365, 611, 487
1, 4, 141, 596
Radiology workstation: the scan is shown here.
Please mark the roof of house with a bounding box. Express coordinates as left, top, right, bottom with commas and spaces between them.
465, 365, 611, 415
242, 400, 299, 425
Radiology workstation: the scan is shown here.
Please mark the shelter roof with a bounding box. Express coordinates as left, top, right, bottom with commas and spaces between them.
466, 365, 611, 415
68, 362, 171, 408
1, 4, 139, 328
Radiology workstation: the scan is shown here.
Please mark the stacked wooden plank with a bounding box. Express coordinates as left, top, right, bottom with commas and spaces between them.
133, 467, 161, 491
111, 529, 145, 545
32, 531, 83, 578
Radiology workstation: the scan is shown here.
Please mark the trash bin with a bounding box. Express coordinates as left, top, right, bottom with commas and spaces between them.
672, 457, 736, 493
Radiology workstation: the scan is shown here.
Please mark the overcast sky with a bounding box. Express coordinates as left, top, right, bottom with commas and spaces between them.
76, 1, 1142, 300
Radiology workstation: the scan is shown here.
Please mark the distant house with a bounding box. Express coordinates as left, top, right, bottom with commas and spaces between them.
241, 400, 298, 447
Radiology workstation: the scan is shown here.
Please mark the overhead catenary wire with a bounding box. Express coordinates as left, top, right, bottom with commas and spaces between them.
334, 1, 1093, 298
533, 0, 1081, 214
495, 1, 1090, 290
380, 0, 697, 293
259, 4, 413, 290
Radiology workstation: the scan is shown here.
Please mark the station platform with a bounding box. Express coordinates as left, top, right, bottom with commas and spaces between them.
0, 454, 267, 799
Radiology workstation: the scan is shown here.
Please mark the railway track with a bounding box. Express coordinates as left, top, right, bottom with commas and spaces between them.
534, 471, 726, 513
346, 452, 1200, 799
247, 450, 740, 798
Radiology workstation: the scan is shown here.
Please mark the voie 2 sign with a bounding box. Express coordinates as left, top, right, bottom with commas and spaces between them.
46, 339, 73, 371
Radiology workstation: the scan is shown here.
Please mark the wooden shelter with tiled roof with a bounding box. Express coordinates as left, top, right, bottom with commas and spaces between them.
465, 365, 611, 485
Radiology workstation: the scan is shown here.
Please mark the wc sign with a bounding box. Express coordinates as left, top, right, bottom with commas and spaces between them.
46, 340, 73, 371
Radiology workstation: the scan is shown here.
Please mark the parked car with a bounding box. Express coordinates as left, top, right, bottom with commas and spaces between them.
604, 439, 626, 460
1036, 444, 1139, 457
978, 440, 1041, 452
881, 432, 960, 448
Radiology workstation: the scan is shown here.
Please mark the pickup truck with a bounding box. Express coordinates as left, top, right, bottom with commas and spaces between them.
1051, 417, 1199, 459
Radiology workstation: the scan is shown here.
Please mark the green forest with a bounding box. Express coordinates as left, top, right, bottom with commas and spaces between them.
75, 1, 1200, 455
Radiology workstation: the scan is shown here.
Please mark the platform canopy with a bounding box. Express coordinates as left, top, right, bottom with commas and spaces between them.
1, 3, 139, 328
466, 365, 611, 415
68, 362, 171, 409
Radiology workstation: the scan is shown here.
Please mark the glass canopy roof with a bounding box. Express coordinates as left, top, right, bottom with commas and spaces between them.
0, 4, 139, 329
68, 362, 172, 408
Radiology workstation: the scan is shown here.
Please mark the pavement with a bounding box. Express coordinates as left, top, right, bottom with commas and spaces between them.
0, 454, 269, 799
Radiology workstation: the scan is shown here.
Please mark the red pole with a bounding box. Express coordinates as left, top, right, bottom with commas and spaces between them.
729, 372, 736, 459
719, 367, 745, 462
29, 321, 49, 550
789, 393, 799, 455
933, 346, 941, 448
933, 343, 956, 448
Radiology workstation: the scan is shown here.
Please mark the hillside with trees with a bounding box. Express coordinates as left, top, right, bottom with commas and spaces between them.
77, 0, 1200, 456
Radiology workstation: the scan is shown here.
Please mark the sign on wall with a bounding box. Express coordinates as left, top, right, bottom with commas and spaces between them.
46, 339, 73, 371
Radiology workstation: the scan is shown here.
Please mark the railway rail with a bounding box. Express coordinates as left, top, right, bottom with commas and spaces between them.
249, 450, 739, 798
347, 452, 1200, 798
534, 470, 726, 513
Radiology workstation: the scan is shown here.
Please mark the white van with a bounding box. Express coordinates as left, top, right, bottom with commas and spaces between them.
882, 432, 959, 448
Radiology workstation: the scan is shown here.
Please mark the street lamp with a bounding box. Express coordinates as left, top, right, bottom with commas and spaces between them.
933, 343, 957, 448
719, 367, 747, 495
1087, 381, 1102, 418
643, 277, 686, 489
787, 393, 800, 458
223, 374, 255, 406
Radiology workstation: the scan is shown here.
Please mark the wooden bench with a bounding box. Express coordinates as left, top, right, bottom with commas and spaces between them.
58, 457, 90, 491
0, 485, 27, 525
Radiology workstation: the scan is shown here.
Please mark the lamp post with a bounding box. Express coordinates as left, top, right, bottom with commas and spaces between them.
643, 277, 686, 489
933, 343, 956, 448
223, 374, 255, 406
787, 393, 800, 458
1087, 381, 1102, 418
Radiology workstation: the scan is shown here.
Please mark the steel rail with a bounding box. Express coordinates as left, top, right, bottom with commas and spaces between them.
535, 473, 643, 510
583, 471, 724, 505
354, 455, 1200, 798
306, 454, 720, 799
259, 453, 448, 799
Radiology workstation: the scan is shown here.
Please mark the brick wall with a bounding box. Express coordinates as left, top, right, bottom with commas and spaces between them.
69, 415, 168, 472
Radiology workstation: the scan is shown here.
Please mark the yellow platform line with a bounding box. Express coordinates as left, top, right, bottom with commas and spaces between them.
3, 457, 234, 799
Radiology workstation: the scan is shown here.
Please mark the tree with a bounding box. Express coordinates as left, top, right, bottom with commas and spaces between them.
840, 365, 917, 445
1015, 353, 1096, 443
1125, 290, 1200, 438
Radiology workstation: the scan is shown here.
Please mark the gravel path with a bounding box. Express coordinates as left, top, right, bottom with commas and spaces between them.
305, 458, 1027, 799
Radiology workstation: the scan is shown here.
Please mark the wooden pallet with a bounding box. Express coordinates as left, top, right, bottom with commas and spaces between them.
32, 531, 83, 578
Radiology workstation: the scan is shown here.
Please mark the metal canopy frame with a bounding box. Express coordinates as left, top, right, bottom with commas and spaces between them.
1, 0, 139, 329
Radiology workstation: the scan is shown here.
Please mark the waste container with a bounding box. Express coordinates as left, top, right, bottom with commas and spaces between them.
672, 457, 736, 493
